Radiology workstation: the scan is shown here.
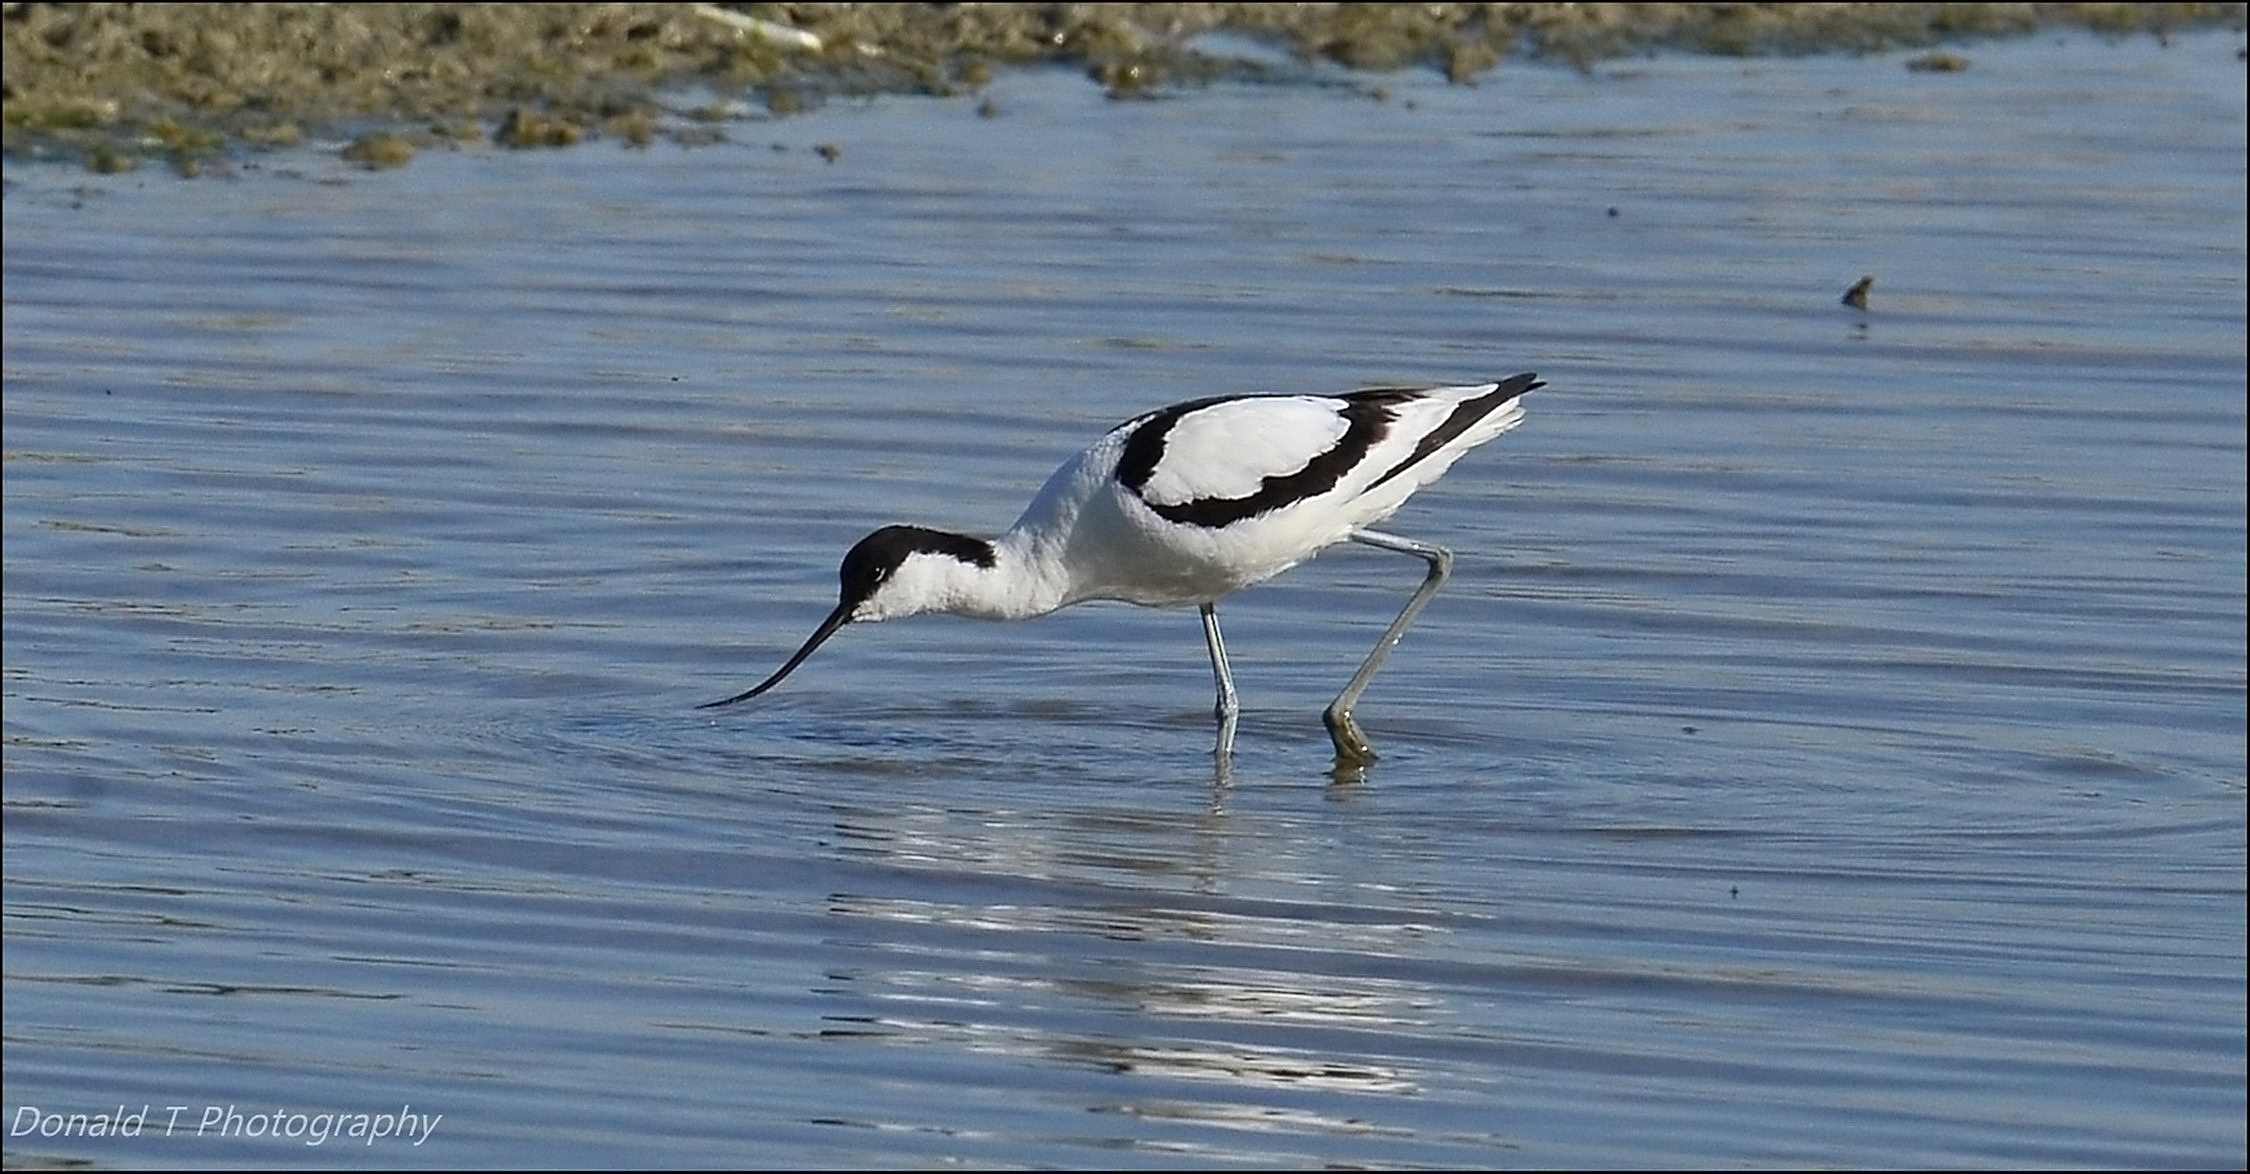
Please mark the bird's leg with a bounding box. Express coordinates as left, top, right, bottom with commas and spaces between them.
1324, 529, 1453, 764
1200, 602, 1239, 759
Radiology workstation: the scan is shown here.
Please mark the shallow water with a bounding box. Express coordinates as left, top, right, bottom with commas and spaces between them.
5, 32, 2244, 1169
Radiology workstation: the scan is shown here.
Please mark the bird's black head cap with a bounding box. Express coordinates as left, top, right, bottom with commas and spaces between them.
838, 524, 996, 611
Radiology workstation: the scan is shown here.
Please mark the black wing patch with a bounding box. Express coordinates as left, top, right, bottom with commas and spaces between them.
1113, 395, 1242, 493
1116, 392, 1407, 529
1364, 373, 1541, 491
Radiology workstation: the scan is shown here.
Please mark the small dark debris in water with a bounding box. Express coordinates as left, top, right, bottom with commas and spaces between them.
1368, 85, 1390, 102
151, 117, 224, 160
1091, 59, 1159, 99
1681, 724, 1698, 734
341, 131, 415, 170
770, 141, 790, 153
607, 109, 658, 147
1606, 205, 1620, 218
1842, 275, 1874, 310
1446, 39, 1499, 84
1730, 885, 1739, 899
813, 142, 842, 163
977, 97, 1000, 119
497, 107, 582, 149
1906, 51, 1969, 72
87, 142, 137, 174
241, 122, 304, 149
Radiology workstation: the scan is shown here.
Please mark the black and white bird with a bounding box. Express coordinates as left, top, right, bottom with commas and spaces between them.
702, 373, 1541, 763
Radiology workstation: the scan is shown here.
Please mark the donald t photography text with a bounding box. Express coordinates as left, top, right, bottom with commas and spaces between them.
10, 1103, 442, 1149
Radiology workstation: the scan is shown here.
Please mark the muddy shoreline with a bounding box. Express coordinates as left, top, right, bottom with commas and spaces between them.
4, 2, 2243, 175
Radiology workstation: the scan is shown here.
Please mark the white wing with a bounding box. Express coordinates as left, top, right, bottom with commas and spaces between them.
1110, 375, 1537, 535
1137, 396, 1349, 507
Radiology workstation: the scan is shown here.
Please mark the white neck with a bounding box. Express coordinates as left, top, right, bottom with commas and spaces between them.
952, 531, 1071, 620
870, 531, 1070, 622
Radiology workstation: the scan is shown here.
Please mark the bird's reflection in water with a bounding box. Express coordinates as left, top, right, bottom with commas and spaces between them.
810, 792, 1453, 1120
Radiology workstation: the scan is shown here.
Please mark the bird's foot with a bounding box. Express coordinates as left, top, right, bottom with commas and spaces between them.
1322, 706, 1378, 767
